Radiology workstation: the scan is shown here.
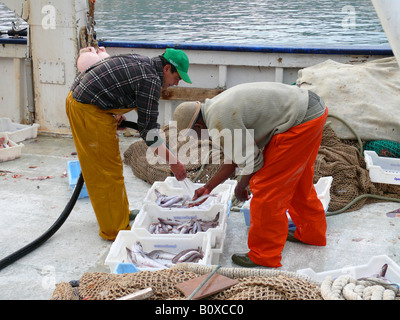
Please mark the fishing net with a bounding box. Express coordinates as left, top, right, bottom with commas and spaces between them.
50, 263, 323, 300
313, 124, 400, 212
123, 125, 226, 184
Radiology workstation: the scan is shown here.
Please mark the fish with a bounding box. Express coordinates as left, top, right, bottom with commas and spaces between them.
186, 194, 214, 206
148, 212, 220, 235
125, 242, 204, 269
171, 248, 204, 264
155, 189, 188, 207
154, 189, 215, 208
0, 137, 12, 149
146, 249, 176, 261
126, 242, 168, 269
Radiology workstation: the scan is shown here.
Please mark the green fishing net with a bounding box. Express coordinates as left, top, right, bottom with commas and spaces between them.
364, 140, 400, 158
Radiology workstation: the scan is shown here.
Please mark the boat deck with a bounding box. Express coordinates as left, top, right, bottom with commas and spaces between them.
1, 133, 399, 300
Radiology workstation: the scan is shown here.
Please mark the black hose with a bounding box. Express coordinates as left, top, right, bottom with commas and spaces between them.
0, 173, 84, 271
0, 121, 137, 271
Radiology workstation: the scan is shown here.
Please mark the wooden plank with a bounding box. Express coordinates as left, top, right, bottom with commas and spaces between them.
175, 273, 238, 300
161, 87, 224, 102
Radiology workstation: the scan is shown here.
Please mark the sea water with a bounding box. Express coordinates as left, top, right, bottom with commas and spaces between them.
0, 0, 388, 46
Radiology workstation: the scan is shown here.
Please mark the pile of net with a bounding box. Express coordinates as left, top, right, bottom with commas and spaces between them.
313, 124, 400, 213
124, 125, 226, 184
50, 263, 323, 300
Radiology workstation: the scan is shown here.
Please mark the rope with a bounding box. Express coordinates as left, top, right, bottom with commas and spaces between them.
193, 149, 214, 182
320, 275, 399, 300
327, 113, 363, 155
326, 194, 400, 216
80, 0, 98, 49
171, 262, 319, 283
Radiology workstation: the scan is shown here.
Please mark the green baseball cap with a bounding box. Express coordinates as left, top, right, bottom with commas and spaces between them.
163, 48, 192, 84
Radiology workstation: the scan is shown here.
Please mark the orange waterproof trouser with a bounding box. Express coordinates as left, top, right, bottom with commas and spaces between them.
66, 92, 131, 240
248, 108, 328, 267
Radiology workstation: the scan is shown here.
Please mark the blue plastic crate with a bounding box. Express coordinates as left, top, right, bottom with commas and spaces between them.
240, 206, 251, 226
241, 204, 296, 230
113, 262, 139, 274
67, 160, 89, 199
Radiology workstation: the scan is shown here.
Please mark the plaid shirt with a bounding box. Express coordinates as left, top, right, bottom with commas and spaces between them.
71, 54, 164, 146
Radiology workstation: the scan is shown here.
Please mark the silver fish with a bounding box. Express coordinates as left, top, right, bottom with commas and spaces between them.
186, 194, 215, 206
160, 196, 185, 207
158, 217, 182, 226
146, 249, 176, 260
126, 242, 204, 268
154, 189, 214, 208
172, 248, 204, 264
149, 212, 220, 235
126, 242, 167, 269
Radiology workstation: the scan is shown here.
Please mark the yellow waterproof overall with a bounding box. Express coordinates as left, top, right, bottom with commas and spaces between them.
66, 92, 131, 240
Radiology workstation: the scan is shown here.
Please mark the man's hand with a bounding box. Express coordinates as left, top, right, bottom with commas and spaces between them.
170, 160, 187, 181
234, 173, 254, 202
115, 114, 127, 127
152, 143, 187, 181
234, 183, 251, 202
192, 186, 211, 201
189, 186, 212, 207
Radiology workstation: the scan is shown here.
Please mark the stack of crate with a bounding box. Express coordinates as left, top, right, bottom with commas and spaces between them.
0, 118, 39, 162
105, 177, 236, 273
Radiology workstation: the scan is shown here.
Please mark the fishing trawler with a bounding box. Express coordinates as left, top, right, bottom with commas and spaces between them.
0, 0, 399, 300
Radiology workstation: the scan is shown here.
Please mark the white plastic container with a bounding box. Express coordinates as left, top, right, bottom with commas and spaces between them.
364, 150, 400, 185
105, 229, 213, 272
241, 176, 333, 227
132, 203, 228, 248
0, 133, 24, 162
143, 176, 236, 209
314, 176, 333, 210
0, 118, 40, 143
297, 255, 400, 285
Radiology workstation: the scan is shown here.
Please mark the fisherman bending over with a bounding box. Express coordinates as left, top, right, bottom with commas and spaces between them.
173, 82, 327, 268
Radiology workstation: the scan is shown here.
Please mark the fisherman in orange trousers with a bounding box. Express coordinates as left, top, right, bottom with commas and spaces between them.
173, 82, 328, 267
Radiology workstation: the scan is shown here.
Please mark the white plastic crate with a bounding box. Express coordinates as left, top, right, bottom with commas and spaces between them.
105, 229, 214, 272
241, 176, 333, 227
0, 118, 40, 143
314, 176, 333, 210
297, 255, 400, 285
132, 203, 228, 248
143, 176, 236, 209
0, 133, 24, 162
364, 150, 400, 185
